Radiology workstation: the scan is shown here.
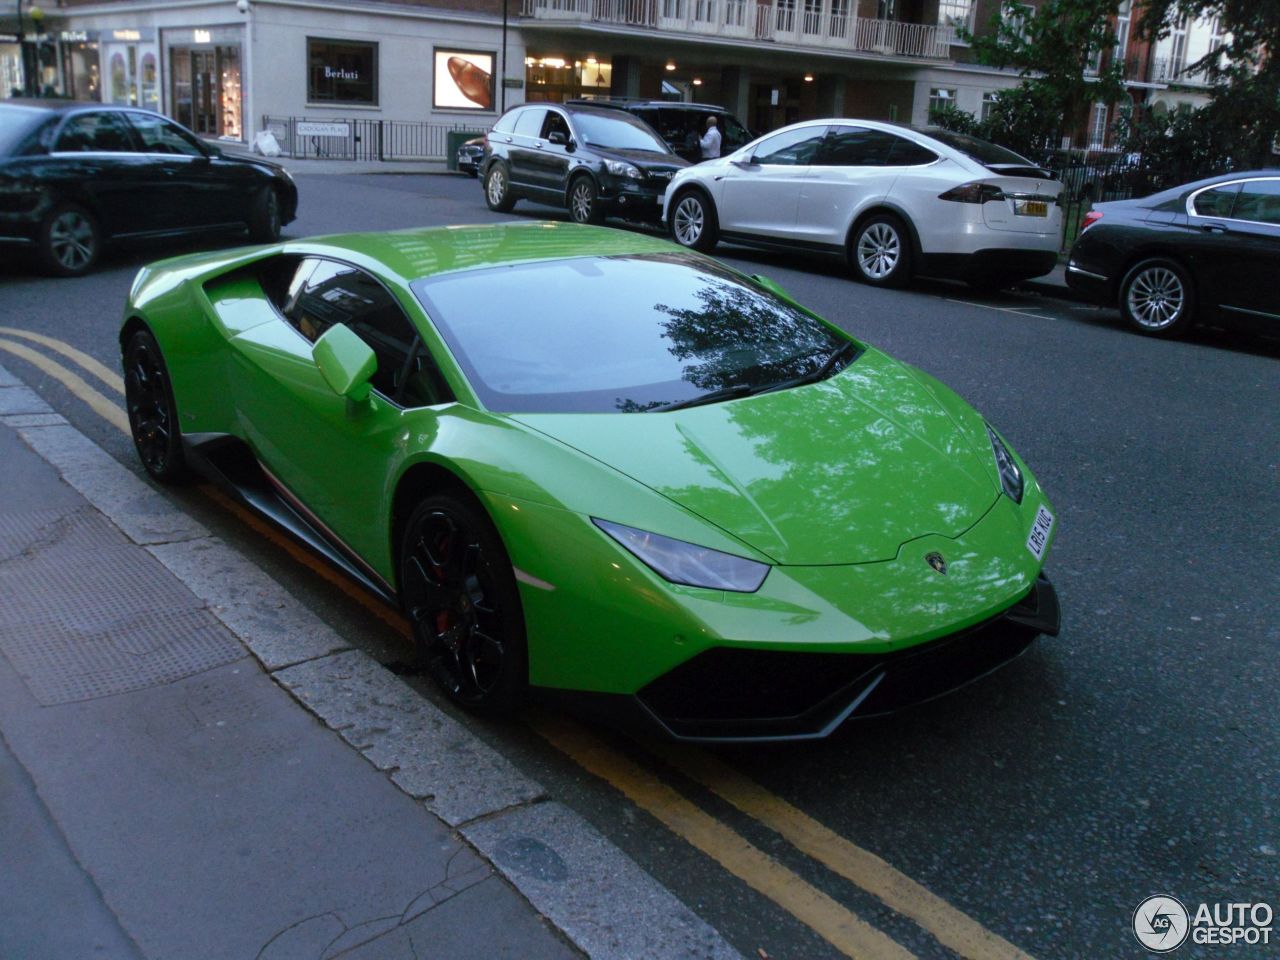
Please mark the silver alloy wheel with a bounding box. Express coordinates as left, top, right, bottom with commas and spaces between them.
673, 195, 704, 246
487, 168, 506, 206
857, 222, 900, 280
1126, 265, 1185, 330
48, 210, 95, 271
570, 180, 593, 222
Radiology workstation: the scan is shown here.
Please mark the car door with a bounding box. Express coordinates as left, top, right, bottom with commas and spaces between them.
229, 256, 448, 566
795, 126, 904, 245
49, 109, 153, 237
527, 109, 574, 196
123, 111, 243, 231
1182, 180, 1243, 314
1213, 177, 1280, 322
504, 107, 548, 196
716, 125, 828, 240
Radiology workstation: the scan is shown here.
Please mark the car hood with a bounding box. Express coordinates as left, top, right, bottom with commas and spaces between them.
595, 146, 688, 170
510, 349, 1000, 565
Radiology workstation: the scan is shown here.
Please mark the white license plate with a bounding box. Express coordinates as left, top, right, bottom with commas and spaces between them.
1025, 505, 1055, 560
1015, 199, 1048, 217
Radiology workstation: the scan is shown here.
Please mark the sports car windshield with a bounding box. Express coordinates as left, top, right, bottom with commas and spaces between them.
411, 254, 853, 414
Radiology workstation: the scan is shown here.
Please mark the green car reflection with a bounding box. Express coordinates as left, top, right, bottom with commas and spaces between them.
120, 222, 1059, 741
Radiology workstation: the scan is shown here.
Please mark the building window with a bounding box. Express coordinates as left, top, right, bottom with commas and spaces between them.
981, 90, 999, 121
877, 0, 895, 20
1208, 15, 1226, 54
434, 50, 494, 110
1088, 102, 1108, 149
1113, 1, 1131, 73
307, 38, 378, 105
937, 0, 972, 31
1001, 2, 1031, 42
928, 87, 957, 116
1169, 15, 1188, 77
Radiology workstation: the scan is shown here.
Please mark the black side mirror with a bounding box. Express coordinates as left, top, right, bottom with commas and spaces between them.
548, 131, 568, 146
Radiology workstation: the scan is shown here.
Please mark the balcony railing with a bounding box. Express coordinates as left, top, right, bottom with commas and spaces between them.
521, 0, 954, 59
1151, 56, 1211, 87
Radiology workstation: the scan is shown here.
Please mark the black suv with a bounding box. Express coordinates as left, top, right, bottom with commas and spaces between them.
568, 100, 754, 163
481, 102, 687, 224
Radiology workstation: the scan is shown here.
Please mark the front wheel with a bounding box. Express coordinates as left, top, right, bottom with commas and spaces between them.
248, 187, 282, 243
123, 329, 188, 483
484, 162, 516, 212
400, 494, 528, 714
38, 203, 100, 277
568, 176, 603, 225
669, 190, 718, 252
850, 214, 912, 288
1119, 258, 1195, 338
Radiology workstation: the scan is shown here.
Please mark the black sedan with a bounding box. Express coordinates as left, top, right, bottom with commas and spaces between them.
1066, 170, 1279, 337
0, 100, 298, 276
456, 136, 485, 177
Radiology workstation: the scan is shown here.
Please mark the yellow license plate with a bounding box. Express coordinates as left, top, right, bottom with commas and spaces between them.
1017, 200, 1048, 217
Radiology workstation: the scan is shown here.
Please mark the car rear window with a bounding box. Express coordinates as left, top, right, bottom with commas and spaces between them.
411, 254, 848, 413
914, 127, 1038, 170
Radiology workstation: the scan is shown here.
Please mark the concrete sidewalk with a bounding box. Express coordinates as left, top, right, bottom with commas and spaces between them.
218, 140, 453, 177
0, 365, 741, 960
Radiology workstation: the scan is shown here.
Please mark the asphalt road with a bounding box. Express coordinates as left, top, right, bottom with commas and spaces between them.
1, 171, 1277, 960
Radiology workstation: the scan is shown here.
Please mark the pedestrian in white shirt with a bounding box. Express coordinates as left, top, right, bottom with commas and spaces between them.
699, 116, 722, 160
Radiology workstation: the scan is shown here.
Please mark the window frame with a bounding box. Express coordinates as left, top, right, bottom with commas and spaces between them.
1188, 178, 1280, 227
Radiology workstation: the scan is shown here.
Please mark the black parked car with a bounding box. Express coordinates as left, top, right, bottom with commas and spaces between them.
0, 100, 298, 276
481, 102, 687, 224
456, 136, 485, 177
1066, 170, 1280, 337
566, 99, 754, 163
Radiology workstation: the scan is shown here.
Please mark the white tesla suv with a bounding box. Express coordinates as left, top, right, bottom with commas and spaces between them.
662, 119, 1063, 288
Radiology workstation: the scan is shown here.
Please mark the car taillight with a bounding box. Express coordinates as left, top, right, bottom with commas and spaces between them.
1081, 210, 1103, 232
938, 182, 1006, 203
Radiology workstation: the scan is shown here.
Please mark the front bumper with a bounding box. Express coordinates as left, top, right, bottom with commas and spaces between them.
540, 574, 1058, 742
598, 175, 669, 221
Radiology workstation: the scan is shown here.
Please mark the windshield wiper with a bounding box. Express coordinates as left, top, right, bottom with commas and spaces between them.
645, 383, 755, 413
758, 340, 859, 396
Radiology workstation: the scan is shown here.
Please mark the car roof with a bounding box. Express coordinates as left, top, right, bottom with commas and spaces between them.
2, 99, 106, 114
570, 99, 729, 112
286, 222, 682, 284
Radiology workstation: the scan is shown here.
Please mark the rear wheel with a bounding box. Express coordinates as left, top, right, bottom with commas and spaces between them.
400, 494, 527, 714
568, 175, 603, 225
850, 213, 912, 288
1119, 258, 1195, 338
484, 162, 516, 212
248, 187, 282, 243
38, 203, 99, 277
123, 329, 188, 483
669, 189, 718, 252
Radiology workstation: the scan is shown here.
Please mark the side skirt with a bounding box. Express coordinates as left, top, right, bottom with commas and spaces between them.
182, 433, 400, 608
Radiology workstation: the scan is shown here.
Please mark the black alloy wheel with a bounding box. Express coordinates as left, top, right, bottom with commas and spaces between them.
485, 162, 516, 212
123, 329, 187, 483
38, 203, 100, 277
400, 494, 527, 713
568, 175, 603, 225
249, 187, 282, 243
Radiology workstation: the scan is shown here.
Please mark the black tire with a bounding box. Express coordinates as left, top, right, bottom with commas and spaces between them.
400, 493, 528, 714
248, 186, 282, 243
567, 175, 603, 225
669, 189, 719, 252
37, 202, 100, 277
849, 213, 913, 288
1119, 257, 1196, 338
484, 161, 516, 213
123, 329, 188, 483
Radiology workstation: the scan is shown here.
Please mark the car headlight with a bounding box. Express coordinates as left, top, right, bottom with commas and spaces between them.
985, 423, 1024, 504
604, 160, 642, 179
593, 519, 769, 592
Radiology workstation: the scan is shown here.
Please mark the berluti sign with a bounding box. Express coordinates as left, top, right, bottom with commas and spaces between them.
307, 37, 378, 105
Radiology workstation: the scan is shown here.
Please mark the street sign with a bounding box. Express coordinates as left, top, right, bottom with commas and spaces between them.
296, 121, 351, 138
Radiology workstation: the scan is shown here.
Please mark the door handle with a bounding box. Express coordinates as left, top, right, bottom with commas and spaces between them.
1200, 222, 1228, 234
534, 142, 543, 149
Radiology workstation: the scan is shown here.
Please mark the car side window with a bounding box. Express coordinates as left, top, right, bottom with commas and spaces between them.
541, 111, 571, 142
513, 108, 547, 139
720, 115, 751, 150
492, 111, 518, 134
55, 111, 136, 153
125, 113, 206, 157
886, 136, 937, 166
1192, 184, 1240, 218
1231, 179, 1280, 226
282, 258, 450, 407
816, 126, 897, 167
752, 127, 827, 166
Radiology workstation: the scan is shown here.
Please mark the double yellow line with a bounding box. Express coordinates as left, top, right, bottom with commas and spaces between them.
0, 326, 1036, 960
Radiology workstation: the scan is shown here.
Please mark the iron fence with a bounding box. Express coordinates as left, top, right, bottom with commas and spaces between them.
1051, 154, 1184, 249
262, 116, 485, 161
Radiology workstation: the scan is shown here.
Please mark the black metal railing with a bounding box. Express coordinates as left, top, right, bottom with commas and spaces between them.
261, 116, 485, 161
1051, 154, 1183, 248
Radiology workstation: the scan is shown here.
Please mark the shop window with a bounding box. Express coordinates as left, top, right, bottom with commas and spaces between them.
308, 38, 378, 105
434, 50, 494, 111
